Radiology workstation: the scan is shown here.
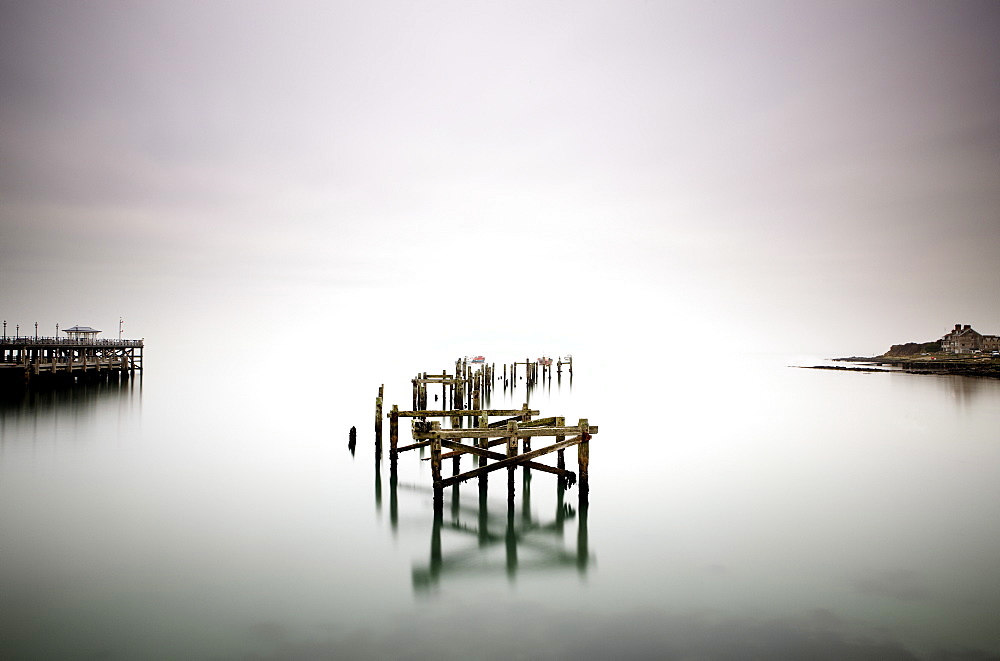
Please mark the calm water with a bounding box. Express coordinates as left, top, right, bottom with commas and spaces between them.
2, 349, 1000, 660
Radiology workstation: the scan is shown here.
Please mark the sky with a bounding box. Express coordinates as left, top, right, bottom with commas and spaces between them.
2, 0, 998, 357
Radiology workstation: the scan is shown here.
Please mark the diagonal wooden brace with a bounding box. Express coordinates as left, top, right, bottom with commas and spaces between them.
435, 439, 575, 480
436, 435, 584, 489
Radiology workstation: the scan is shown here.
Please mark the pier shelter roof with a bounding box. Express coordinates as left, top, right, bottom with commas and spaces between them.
63, 325, 102, 340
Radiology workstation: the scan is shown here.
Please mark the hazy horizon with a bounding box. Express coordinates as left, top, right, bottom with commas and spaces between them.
2, 1, 999, 358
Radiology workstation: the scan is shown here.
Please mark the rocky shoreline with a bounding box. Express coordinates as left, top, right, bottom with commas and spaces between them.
799, 355, 1000, 379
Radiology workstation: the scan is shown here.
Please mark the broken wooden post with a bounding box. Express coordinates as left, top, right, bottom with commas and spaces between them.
478, 410, 489, 492
349, 425, 357, 456
578, 418, 590, 505
471, 388, 481, 428
389, 404, 399, 469
506, 420, 518, 505
520, 403, 533, 489
375, 385, 383, 455
555, 415, 565, 479
430, 421, 443, 510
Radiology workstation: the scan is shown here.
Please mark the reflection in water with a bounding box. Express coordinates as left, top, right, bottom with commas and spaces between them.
934, 373, 995, 408
0, 373, 141, 436
374, 465, 592, 594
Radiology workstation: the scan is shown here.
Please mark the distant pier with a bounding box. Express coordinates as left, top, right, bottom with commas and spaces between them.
0, 334, 143, 392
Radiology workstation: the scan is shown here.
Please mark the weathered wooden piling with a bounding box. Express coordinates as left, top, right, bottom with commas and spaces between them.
430, 421, 443, 510
478, 410, 489, 491
375, 385, 383, 454
389, 404, 399, 472
555, 415, 565, 479
504, 420, 517, 504
578, 418, 590, 505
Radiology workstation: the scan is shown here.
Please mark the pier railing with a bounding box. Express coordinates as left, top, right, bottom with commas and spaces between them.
0, 337, 143, 348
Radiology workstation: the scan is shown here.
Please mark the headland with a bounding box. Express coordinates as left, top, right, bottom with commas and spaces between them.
801, 322, 1000, 379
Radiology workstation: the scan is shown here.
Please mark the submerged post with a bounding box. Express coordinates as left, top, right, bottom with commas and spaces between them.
578, 418, 590, 505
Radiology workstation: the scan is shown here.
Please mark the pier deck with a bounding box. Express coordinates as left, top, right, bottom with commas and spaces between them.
0, 337, 143, 388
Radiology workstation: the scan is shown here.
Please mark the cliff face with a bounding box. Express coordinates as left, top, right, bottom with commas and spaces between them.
884, 341, 940, 357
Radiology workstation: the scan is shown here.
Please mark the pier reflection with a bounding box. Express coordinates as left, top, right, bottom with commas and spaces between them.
934, 373, 1000, 407
0, 370, 140, 416
0, 373, 141, 454
374, 466, 592, 594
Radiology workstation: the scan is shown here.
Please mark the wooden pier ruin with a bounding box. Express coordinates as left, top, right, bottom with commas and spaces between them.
375, 356, 594, 510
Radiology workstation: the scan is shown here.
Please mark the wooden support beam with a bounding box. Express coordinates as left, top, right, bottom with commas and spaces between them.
392, 408, 540, 419
397, 440, 432, 453
390, 405, 399, 456
431, 440, 574, 479
436, 435, 584, 489
519, 416, 557, 428
488, 415, 522, 429
416, 425, 598, 439
430, 423, 443, 484
556, 416, 566, 474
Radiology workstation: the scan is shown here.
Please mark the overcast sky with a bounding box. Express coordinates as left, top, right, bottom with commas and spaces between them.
2, 0, 998, 356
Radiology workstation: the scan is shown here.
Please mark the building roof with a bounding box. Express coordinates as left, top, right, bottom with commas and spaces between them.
63, 325, 101, 333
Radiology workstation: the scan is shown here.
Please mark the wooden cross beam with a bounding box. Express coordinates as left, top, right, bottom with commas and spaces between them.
392, 408, 539, 419
431, 439, 574, 479
519, 417, 558, 428
436, 435, 586, 489
415, 424, 598, 439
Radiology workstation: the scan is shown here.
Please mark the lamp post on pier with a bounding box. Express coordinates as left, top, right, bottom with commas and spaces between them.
3, 320, 6, 341
35, 321, 38, 340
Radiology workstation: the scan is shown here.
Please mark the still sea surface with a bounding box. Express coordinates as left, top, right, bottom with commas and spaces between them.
2, 350, 1000, 660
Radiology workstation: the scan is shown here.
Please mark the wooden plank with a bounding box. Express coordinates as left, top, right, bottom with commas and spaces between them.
487, 415, 521, 429
392, 409, 539, 418
519, 417, 557, 428
416, 425, 598, 439
397, 440, 432, 453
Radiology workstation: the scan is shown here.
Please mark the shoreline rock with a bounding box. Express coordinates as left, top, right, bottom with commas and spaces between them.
811, 356, 1000, 379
